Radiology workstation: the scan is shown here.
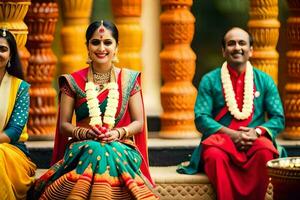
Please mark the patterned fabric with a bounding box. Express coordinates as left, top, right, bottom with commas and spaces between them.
0, 74, 36, 199
5, 81, 30, 142
177, 66, 286, 175
60, 82, 75, 98
34, 67, 158, 200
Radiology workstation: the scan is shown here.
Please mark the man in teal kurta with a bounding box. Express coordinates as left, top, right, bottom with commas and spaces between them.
177, 27, 285, 200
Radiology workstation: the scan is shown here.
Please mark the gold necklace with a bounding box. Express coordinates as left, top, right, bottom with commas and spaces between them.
93, 69, 111, 86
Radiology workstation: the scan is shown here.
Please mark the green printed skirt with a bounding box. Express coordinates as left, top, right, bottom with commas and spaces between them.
34, 140, 158, 200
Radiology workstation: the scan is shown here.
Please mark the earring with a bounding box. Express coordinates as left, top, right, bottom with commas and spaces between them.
112, 55, 119, 63
112, 50, 119, 63
86, 56, 92, 64
7, 60, 10, 68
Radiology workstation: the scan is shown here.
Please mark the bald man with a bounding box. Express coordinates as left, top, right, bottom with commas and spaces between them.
178, 27, 286, 200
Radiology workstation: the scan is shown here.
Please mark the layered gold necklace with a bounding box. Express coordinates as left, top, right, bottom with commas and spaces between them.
93, 68, 111, 91
221, 61, 254, 120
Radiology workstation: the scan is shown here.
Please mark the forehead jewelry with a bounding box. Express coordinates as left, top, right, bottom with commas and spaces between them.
98, 20, 105, 39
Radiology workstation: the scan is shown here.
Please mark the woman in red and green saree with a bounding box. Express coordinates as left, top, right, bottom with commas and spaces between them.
0, 29, 36, 200
34, 20, 158, 200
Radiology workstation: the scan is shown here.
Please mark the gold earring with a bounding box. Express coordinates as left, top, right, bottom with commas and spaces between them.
86, 56, 92, 64
7, 60, 11, 68
112, 49, 119, 63
112, 54, 119, 63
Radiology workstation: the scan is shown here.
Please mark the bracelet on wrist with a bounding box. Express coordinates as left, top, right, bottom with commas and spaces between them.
121, 126, 129, 138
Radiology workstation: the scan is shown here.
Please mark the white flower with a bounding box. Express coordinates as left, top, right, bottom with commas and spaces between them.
90, 116, 102, 126
85, 74, 119, 128
221, 61, 254, 120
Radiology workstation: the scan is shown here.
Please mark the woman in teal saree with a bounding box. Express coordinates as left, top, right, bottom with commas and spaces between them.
34, 20, 157, 200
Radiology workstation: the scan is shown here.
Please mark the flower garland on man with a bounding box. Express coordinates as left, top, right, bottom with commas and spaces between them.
177, 27, 286, 200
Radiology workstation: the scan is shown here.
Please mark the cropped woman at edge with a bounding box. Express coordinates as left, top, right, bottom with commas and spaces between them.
0, 28, 36, 200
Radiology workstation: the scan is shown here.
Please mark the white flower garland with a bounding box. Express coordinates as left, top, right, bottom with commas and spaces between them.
221, 61, 254, 120
85, 69, 119, 129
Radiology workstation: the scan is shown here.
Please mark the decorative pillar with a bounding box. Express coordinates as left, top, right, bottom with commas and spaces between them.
0, 0, 31, 77
159, 0, 198, 138
111, 0, 143, 71
60, 0, 93, 74
283, 0, 300, 139
247, 0, 280, 84
141, 0, 162, 116
25, 0, 58, 139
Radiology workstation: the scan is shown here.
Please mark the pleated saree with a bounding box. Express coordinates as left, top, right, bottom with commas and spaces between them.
0, 73, 36, 200
34, 67, 158, 200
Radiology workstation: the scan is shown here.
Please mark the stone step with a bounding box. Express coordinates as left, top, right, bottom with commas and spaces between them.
35, 166, 273, 200
27, 136, 300, 169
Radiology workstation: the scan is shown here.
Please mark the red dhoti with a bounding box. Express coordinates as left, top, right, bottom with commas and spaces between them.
202, 134, 278, 200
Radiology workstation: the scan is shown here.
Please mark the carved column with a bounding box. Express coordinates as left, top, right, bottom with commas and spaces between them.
0, 0, 31, 77
159, 0, 198, 138
111, 0, 143, 71
247, 0, 280, 84
25, 0, 58, 139
60, 0, 93, 74
283, 0, 300, 139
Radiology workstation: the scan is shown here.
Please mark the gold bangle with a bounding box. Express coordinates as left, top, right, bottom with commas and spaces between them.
122, 126, 129, 138
72, 127, 90, 140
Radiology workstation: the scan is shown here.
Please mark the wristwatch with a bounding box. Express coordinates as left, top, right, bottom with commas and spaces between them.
255, 128, 262, 137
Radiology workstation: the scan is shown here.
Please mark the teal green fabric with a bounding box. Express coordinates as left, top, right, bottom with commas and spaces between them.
177, 67, 286, 175
4, 81, 30, 156
34, 68, 146, 196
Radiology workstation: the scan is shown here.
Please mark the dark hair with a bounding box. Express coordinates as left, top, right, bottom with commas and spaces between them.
0, 29, 24, 80
85, 20, 119, 45
221, 27, 254, 48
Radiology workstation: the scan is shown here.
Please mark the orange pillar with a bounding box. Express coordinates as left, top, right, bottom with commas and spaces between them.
283, 0, 300, 139
60, 0, 93, 74
159, 0, 198, 138
111, 0, 143, 71
25, 0, 58, 139
0, 0, 31, 77
248, 0, 280, 84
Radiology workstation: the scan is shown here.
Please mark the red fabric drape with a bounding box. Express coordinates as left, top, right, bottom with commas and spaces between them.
51, 68, 155, 186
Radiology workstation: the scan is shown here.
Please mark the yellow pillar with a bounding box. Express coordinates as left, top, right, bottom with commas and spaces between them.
60, 0, 93, 74
159, 0, 198, 138
0, 0, 31, 77
141, 0, 162, 116
111, 0, 143, 71
25, 0, 58, 139
283, 0, 300, 139
248, 0, 280, 84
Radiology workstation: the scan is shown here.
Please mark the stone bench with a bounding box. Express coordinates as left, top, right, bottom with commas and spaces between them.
36, 166, 273, 200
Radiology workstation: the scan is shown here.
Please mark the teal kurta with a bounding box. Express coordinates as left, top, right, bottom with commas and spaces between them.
177, 67, 286, 175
